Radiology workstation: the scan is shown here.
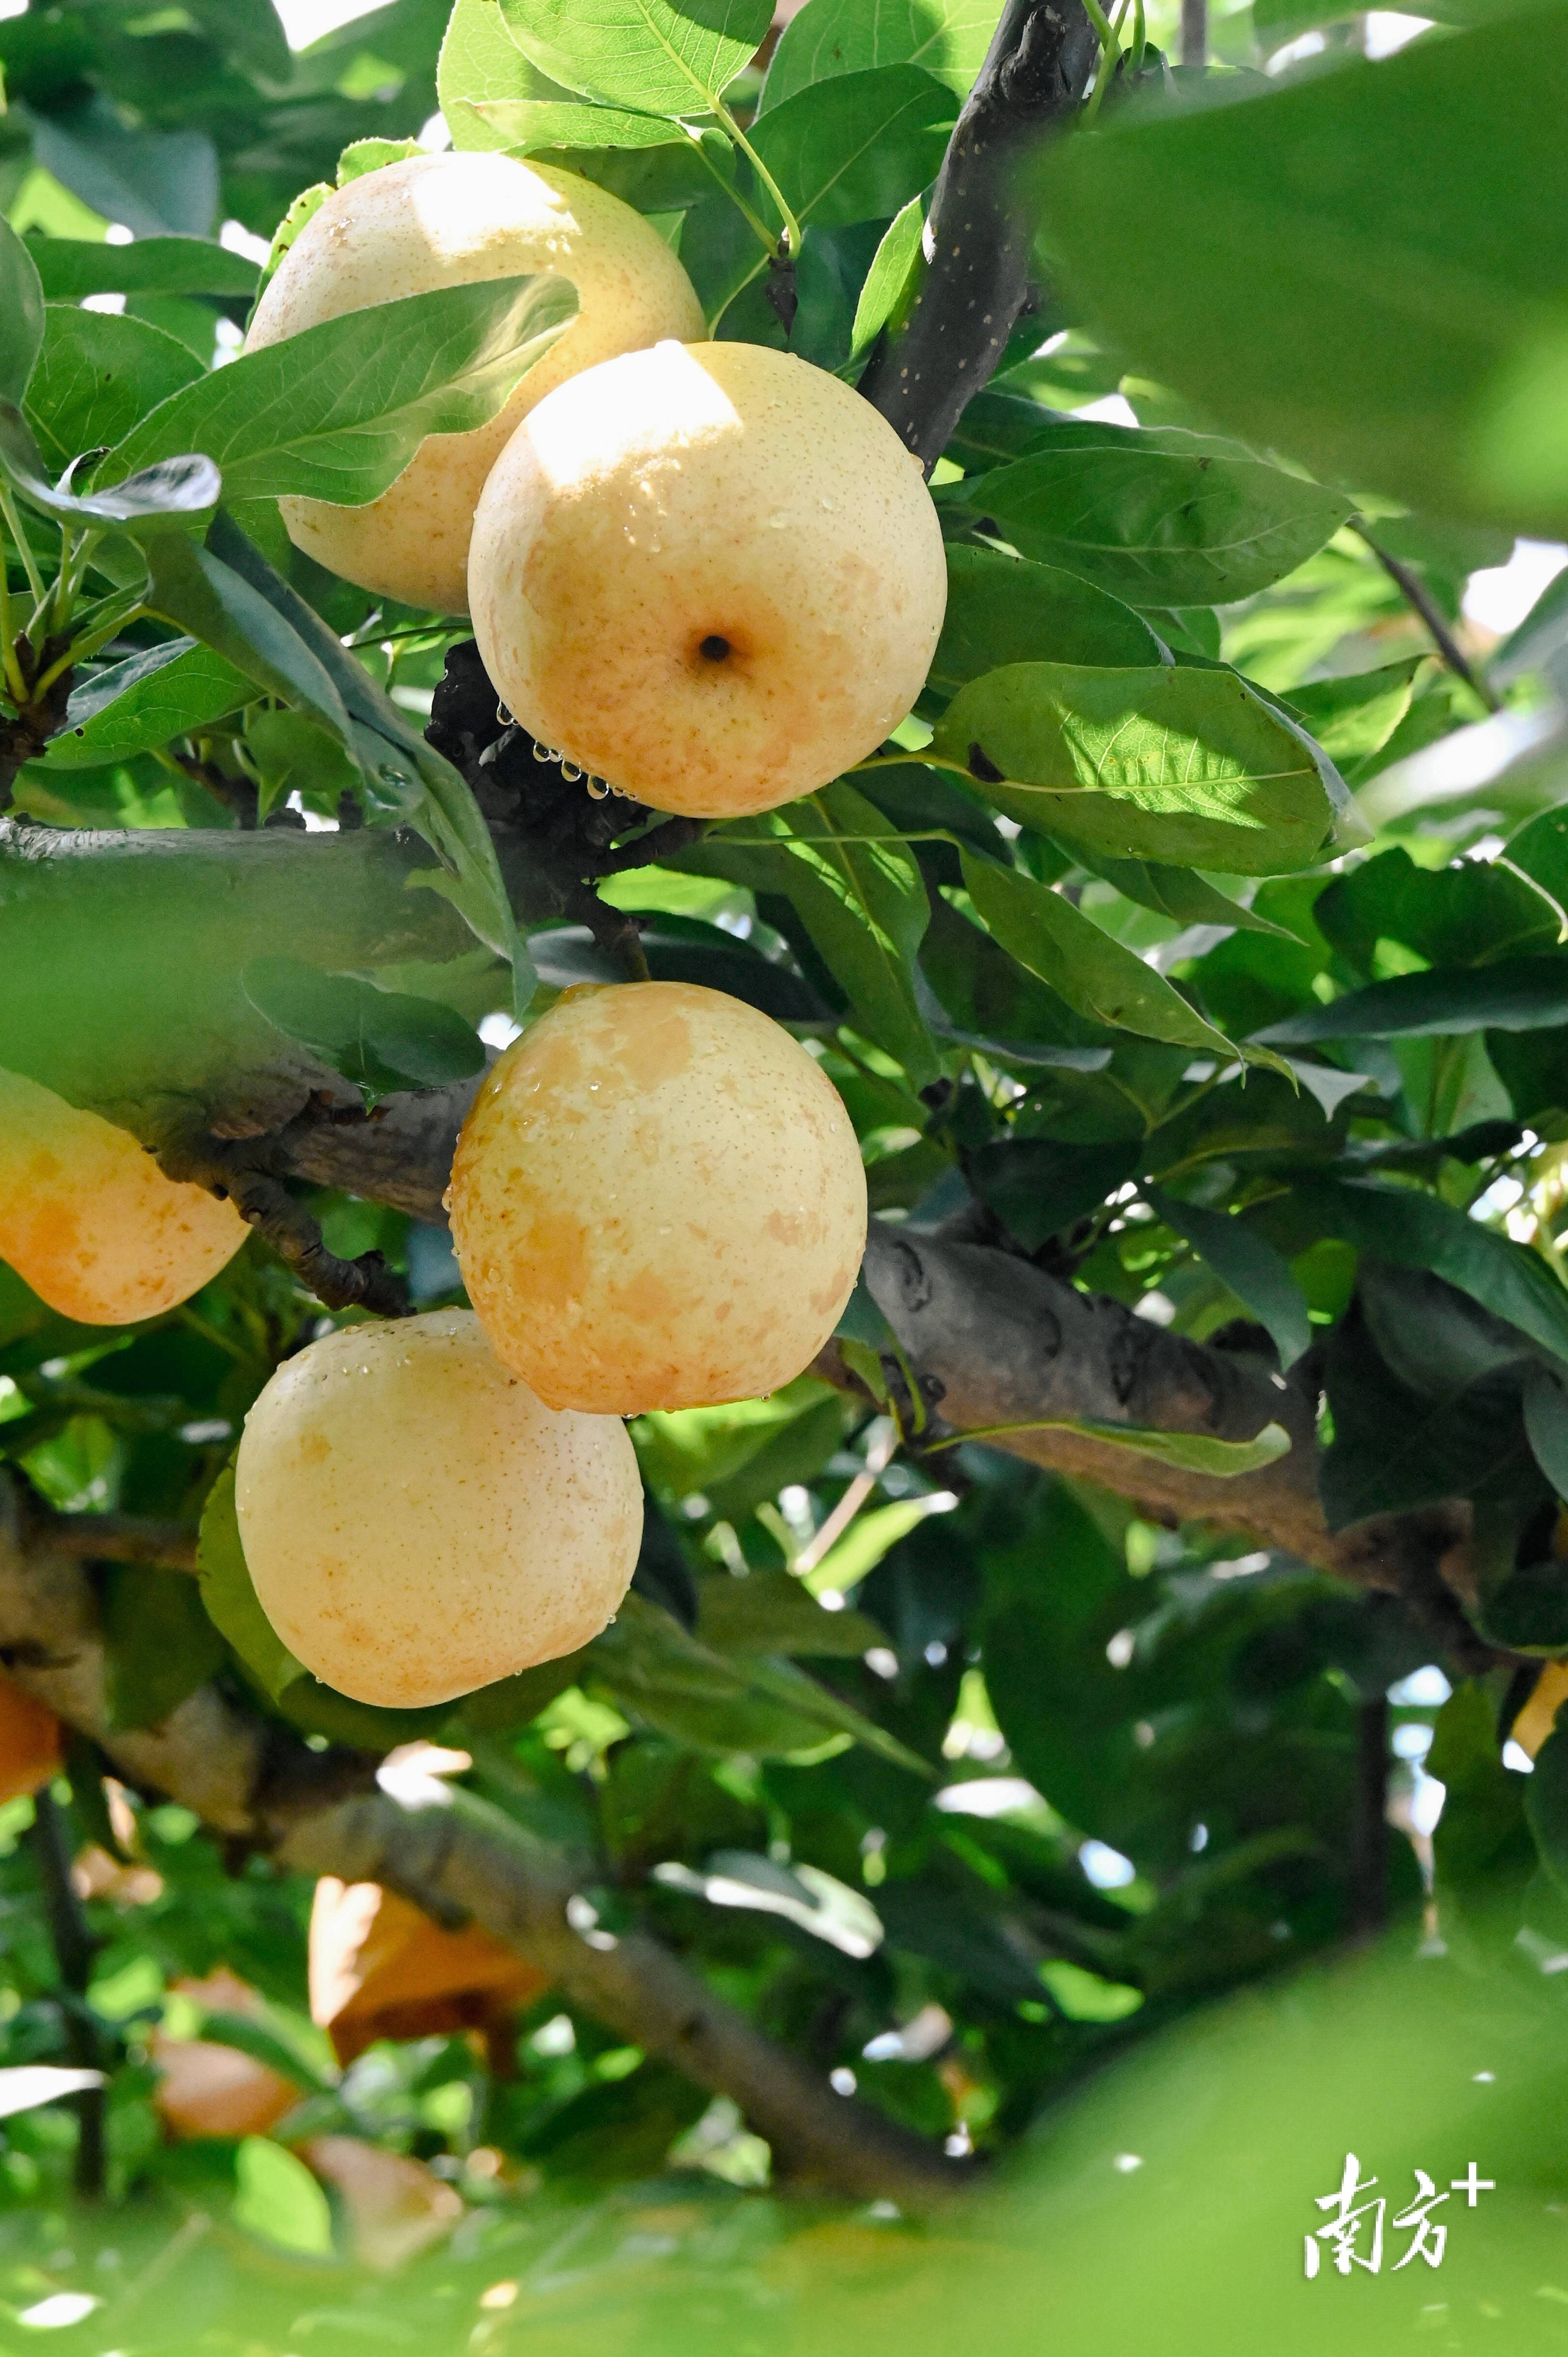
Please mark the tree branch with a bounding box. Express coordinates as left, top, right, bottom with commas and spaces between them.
0, 1477, 964, 2208
1352, 525, 1502, 714
856, 0, 1101, 469
30, 1787, 106, 2199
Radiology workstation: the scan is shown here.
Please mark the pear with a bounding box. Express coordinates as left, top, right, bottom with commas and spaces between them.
234, 1310, 642, 1708
0, 1068, 246, 1325
467, 338, 948, 818
448, 981, 868, 1413
244, 151, 704, 615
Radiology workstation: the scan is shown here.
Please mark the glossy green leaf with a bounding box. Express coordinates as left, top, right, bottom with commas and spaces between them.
104, 272, 577, 508
241, 954, 486, 1095
677, 781, 939, 1083
32, 107, 218, 242
763, 0, 1004, 108
141, 531, 361, 762
1284, 658, 1427, 777
936, 663, 1333, 872
970, 1136, 1141, 1249
25, 307, 203, 477
750, 65, 955, 230
938, 1411, 1293, 1476
440, 0, 575, 147
0, 215, 44, 409
0, 400, 219, 536
1035, 5, 1568, 536
476, 98, 694, 148
1524, 1363, 1568, 1501
1295, 1177, 1568, 1365
929, 546, 1165, 700
1144, 1185, 1313, 1367
500, 0, 773, 119
847, 194, 923, 371
697, 1570, 884, 1658
1316, 842, 1562, 973
27, 236, 259, 302
949, 424, 1354, 605
1255, 957, 1568, 1044
37, 641, 251, 770
245, 708, 361, 823
960, 851, 1237, 1057
1078, 855, 1303, 941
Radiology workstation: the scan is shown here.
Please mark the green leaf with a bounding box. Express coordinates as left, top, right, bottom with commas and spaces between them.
1144, 1185, 1313, 1367
1284, 658, 1427, 778
336, 136, 425, 185
948, 423, 1354, 605
763, 0, 1004, 109
0, 400, 219, 536
847, 194, 923, 372
1525, 1728, 1568, 1898
938, 1412, 1292, 1476
141, 532, 362, 767
1316, 842, 1562, 973
103, 273, 577, 509
439, 0, 577, 149
32, 107, 218, 242
749, 64, 955, 230
196, 1464, 306, 1707
697, 1570, 884, 1657
500, 0, 773, 119
1525, 1363, 1568, 1499
970, 1136, 1142, 1251
676, 780, 939, 1083
37, 641, 251, 770
102, 1564, 228, 1732
0, 215, 45, 409
959, 851, 1239, 1057
26, 236, 259, 302
1296, 1177, 1568, 1366
590, 1593, 932, 1772
245, 709, 361, 824
196, 2013, 330, 2097
204, 514, 531, 988
25, 307, 204, 478
233, 2137, 334, 2259
1255, 957, 1568, 1044
1034, 6, 1568, 537
937, 663, 1333, 874
241, 954, 487, 1095
800, 1496, 952, 1598
1077, 854, 1304, 941
928, 546, 1166, 700
476, 98, 694, 148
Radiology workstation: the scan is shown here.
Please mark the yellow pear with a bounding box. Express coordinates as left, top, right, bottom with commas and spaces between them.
466, 338, 948, 818
234, 1309, 642, 1707
0, 1069, 246, 1325
447, 982, 868, 1413
244, 151, 704, 615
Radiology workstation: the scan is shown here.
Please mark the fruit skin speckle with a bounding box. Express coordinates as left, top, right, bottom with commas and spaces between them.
449, 981, 868, 1414
235, 1309, 641, 1710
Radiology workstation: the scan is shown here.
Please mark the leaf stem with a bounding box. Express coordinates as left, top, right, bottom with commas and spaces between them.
686, 124, 781, 260
0, 522, 26, 708
0, 484, 47, 608
712, 97, 803, 259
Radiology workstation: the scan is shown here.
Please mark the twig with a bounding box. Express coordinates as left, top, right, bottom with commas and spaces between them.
0, 1493, 968, 2209
1353, 525, 1502, 713
856, 0, 1101, 469
158, 1139, 411, 1318
25, 1509, 199, 1574
1348, 1696, 1390, 1937
30, 1789, 106, 2200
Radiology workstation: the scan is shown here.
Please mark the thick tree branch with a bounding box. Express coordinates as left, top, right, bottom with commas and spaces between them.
856, 0, 1100, 468
0, 1478, 964, 2208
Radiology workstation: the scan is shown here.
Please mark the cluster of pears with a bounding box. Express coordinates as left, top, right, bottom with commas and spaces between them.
237, 982, 867, 1707
6, 149, 935, 1713
246, 150, 947, 816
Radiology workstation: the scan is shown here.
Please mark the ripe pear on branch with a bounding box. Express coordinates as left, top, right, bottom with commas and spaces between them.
448, 981, 868, 1414
245, 151, 704, 615
0, 1069, 246, 1325
235, 1310, 642, 1709
468, 339, 948, 817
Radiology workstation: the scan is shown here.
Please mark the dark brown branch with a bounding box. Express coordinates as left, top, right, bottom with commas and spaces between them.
24, 1507, 199, 1573
158, 1136, 411, 1318
0, 1478, 964, 2207
1353, 526, 1502, 714
0, 631, 74, 809
856, 0, 1100, 469
31, 1788, 106, 2199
